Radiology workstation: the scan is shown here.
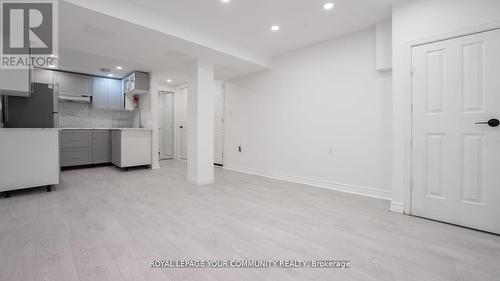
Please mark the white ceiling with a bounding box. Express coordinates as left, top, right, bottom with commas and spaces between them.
121, 0, 397, 56
58, 0, 397, 84
58, 1, 268, 84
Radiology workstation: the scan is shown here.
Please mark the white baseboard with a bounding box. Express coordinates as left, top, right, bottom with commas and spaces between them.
224, 164, 392, 201
390, 202, 405, 214
188, 177, 215, 186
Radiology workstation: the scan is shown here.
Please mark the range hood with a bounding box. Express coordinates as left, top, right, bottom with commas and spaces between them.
58, 94, 92, 103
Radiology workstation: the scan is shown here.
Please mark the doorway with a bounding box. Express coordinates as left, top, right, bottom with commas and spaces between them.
411, 28, 500, 234
159, 91, 175, 160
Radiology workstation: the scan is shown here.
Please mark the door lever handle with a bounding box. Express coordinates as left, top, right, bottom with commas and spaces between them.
475, 119, 500, 127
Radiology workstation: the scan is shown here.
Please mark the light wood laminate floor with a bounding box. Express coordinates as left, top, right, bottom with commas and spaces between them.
0, 160, 499, 281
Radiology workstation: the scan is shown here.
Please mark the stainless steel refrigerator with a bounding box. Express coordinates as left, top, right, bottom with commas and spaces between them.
4, 83, 59, 128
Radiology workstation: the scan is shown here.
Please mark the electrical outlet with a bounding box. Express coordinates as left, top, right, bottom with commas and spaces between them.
328, 147, 335, 156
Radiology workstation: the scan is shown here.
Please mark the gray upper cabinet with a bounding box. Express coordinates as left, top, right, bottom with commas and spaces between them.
92, 77, 124, 111
108, 79, 124, 110
92, 77, 108, 110
55, 72, 93, 96
124, 72, 149, 94
93, 130, 112, 164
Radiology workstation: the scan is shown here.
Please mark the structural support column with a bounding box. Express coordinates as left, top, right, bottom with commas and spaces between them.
187, 60, 215, 185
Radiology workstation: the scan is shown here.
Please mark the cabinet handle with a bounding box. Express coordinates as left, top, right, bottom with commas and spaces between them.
71, 156, 81, 158
70, 138, 80, 141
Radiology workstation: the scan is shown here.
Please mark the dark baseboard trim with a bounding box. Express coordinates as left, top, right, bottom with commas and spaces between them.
61, 163, 113, 171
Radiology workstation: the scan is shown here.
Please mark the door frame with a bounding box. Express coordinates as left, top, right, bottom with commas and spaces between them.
176, 85, 188, 160
397, 21, 500, 215
158, 90, 175, 160
214, 81, 225, 166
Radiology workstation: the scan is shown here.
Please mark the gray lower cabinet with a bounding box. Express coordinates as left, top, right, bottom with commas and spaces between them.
111, 130, 122, 167
61, 130, 93, 167
60, 129, 112, 167
61, 148, 92, 167
60, 130, 92, 149
93, 130, 112, 164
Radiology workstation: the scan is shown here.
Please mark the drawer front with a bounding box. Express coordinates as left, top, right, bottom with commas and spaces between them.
61, 149, 92, 167
61, 130, 92, 148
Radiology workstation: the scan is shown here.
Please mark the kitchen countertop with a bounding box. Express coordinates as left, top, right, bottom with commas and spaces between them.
60, 128, 152, 131
0, 128, 60, 132
1, 128, 152, 131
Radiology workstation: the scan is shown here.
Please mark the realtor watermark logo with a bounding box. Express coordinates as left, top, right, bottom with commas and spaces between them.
1, 0, 58, 69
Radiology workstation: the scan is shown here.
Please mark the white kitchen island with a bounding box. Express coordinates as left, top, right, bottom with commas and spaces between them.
111, 128, 152, 170
0, 128, 60, 196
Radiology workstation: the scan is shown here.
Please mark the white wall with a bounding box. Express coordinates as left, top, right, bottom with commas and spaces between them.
391, 0, 500, 212
224, 28, 393, 199
375, 19, 392, 71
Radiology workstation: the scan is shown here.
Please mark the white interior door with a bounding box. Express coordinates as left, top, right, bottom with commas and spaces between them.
214, 81, 225, 165
179, 87, 188, 160
159, 91, 174, 160
411, 29, 500, 234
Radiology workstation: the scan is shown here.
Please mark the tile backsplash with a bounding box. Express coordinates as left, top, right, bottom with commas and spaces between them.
59, 100, 137, 128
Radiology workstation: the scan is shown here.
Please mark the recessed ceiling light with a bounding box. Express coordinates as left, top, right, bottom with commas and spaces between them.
271, 25, 280, 32
116, 66, 123, 70
323, 2, 335, 10
167, 79, 172, 83
221, 0, 230, 3
108, 74, 114, 77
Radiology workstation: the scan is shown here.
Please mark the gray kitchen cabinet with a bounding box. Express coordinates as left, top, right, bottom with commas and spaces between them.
92, 77, 108, 110
60, 129, 114, 167
61, 148, 92, 167
60, 130, 93, 167
55, 72, 92, 96
61, 130, 92, 149
108, 79, 124, 110
111, 130, 122, 167
92, 77, 124, 110
92, 130, 112, 164
124, 72, 149, 94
